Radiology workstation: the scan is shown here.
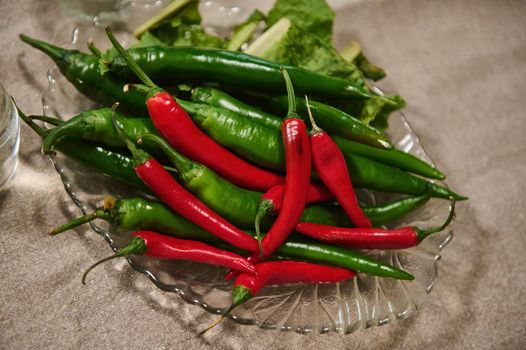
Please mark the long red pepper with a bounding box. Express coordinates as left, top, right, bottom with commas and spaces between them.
109, 106, 259, 253
82, 231, 257, 284
200, 261, 355, 334
305, 96, 372, 228
106, 27, 283, 191
254, 69, 311, 258
296, 199, 456, 249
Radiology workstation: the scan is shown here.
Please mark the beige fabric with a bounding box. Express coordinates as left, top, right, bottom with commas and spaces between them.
1, 0, 525, 348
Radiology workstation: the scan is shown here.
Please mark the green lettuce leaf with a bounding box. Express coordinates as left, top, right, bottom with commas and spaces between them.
148, 0, 225, 48
266, 0, 335, 42
341, 94, 406, 129
340, 40, 386, 81
246, 19, 365, 86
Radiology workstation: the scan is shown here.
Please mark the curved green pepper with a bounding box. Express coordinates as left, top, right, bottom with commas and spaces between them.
190, 86, 391, 149
104, 46, 371, 99
19, 35, 148, 115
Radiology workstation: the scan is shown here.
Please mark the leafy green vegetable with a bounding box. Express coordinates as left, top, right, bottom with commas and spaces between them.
246, 20, 365, 86
266, 0, 335, 42
353, 52, 386, 81
341, 40, 386, 81
137, 31, 165, 47
148, 0, 225, 48
341, 94, 406, 129
370, 95, 406, 129
227, 9, 265, 51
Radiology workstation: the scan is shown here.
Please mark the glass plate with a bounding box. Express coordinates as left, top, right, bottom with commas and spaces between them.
40, 0, 454, 334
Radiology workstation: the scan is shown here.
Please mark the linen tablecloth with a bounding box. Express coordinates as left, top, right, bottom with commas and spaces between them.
1, 0, 525, 348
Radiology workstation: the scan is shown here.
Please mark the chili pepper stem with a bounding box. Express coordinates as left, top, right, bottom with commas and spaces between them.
28, 115, 62, 126
415, 198, 456, 241
82, 236, 147, 285
87, 39, 102, 57
198, 285, 252, 336
49, 209, 111, 235
123, 83, 150, 94
110, 103, 150, 166
304, 95, 323, 135
16, 103, 48, 138
137, 133, 194, 177
106, 26, 164, 100
281, 68, 300, 119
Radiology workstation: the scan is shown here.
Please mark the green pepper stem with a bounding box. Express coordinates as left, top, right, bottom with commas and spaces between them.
28, 115, 62, 126
137, 133, 195, 181
415, 198, 456, 241
124, 83, 150, 95
82, 236, 147, 285
110, 103, 151, 166
304, 95, 323, 135
198, 285, 252, 336
281, 68, 299, 119
49, 209, 112, 235
15, 102, 48, 138
105, 26, 156, 89
87, 39, 102, 57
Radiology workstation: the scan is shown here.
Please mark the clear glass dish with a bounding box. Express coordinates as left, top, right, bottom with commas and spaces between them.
40, 0, 454, 334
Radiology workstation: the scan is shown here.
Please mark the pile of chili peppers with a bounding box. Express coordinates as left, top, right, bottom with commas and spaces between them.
17, 23, 464, 333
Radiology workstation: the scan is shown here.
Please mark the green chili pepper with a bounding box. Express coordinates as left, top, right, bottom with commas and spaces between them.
365, 194, 431, 226
51, 193, 430, 238
104, 46, 371, 99
333, 135, 445, 180
190, 86, 392, 149
175, 106, 459, 199
19, 35, 148, 115
274, 239, 413, 279
138, 132, 347, 229
50, 196, 217, 240
191, 87, 445, 179
18, 108, 146, 189
39, 108, 164, 158
40, 109, 461, 200
52, 196, 414, 280
51, 195, 425, 280
178, 100, 285, 171
345, 155, 463, 200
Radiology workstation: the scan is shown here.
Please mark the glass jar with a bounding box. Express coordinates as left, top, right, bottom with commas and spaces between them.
0, 83, 20, 190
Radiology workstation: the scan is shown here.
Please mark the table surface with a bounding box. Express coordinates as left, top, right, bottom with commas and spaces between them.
1, 0, 525, 349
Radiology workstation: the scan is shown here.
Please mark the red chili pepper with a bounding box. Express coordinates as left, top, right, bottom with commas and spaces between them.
254, 69, 311, 258
295, 199, 455, 249
82, 231, 257, 284
305, 96, 372, 228
256, 182, 333, 224
199, 261, 355, 335
108, 104, 259, 253
106, 27, 283, 191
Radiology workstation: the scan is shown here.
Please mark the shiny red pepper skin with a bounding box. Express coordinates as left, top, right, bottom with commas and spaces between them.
134, 231, 256, 273
135, 158, 259, 253
310, 129, 372, 228
146, 91, 284, 191
263, 183, 333, 214
258, 117, 311, 258
295, 222, 418, 249
235, 261, 356, 299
